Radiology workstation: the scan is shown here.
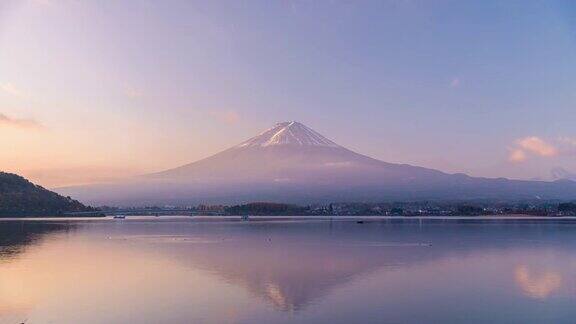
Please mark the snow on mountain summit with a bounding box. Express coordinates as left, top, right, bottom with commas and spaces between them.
237, 121, 340, 148
59, 119, 576, 205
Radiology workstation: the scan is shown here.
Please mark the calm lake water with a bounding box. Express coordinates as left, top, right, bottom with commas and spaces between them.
1, 217, 576, 323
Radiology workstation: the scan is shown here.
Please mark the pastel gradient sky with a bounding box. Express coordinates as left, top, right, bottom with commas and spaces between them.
1, 0, 575, 187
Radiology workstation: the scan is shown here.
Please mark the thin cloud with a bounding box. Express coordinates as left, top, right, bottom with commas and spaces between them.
209, 110, 240, 125
556, 136, 576, 156
508, 149, 527, 163
558, 136, 576, 146
517, 136, 558, 157
0, 83, 24, 97
508, 136, 561, 163
0, 113, 43, 129
449, 78, 461, 88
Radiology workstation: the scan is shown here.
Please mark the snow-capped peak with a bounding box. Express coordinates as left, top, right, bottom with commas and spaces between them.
237, 121, 341, 148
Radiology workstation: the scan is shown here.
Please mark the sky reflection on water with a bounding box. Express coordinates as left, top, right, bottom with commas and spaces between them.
1, 219, 576, 323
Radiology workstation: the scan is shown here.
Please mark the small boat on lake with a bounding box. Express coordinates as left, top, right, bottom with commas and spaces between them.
113, 215, 126, 219
241, 215, 250, 221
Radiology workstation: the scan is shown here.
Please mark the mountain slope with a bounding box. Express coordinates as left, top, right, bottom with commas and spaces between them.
56, 121, 576, 206
0, 172, 97, 217
150, 121, 447, 184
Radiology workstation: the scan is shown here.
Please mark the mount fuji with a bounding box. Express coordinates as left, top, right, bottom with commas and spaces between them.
57, 121, 576, 206
149, 121, 443, 183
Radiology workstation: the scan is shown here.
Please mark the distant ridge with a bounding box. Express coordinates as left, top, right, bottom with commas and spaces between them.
57, 121, 576, 206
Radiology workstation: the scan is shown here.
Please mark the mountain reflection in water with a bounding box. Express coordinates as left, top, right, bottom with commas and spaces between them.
0, 221, 74, 260
514, 265, 563, 299
1, 218, 576, 323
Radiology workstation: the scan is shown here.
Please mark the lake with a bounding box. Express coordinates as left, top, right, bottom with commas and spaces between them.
1, 217, 576, 323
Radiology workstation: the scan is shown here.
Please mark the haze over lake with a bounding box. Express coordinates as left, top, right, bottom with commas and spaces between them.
2, 217, 576, 323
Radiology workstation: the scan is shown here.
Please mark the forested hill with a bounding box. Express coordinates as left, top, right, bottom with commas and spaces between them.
0, 172, 98, 217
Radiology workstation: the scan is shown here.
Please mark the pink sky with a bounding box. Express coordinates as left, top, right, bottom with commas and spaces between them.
1, 1, 575, 187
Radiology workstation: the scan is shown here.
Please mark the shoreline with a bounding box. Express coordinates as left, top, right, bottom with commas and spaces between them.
1, 214, 576, 222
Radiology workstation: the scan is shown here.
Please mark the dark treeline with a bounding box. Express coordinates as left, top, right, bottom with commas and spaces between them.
225, 202, 307, 216
0, 172, 98, 217
216, 200, 576, 217
102, 200, 576, 217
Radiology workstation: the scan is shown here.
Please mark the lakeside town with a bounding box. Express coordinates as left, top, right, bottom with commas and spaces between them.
98, 201, 576, 217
